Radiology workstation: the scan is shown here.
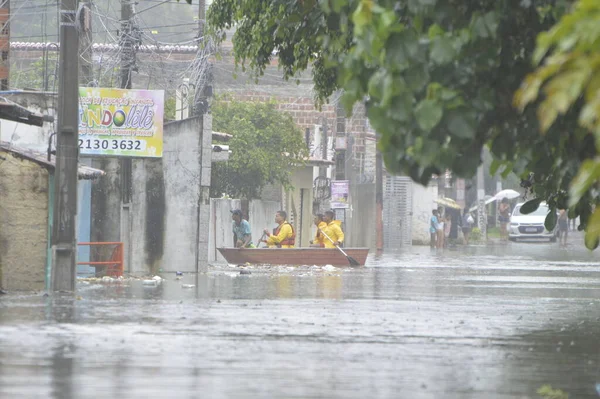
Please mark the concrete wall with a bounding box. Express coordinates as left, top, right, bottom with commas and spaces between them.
285, 166, 314, 248
0, 151, 49, 290
346, 183, 376, 249
411, 182, 439, 245
128, 117, 211, 275
129, 116, 211, 275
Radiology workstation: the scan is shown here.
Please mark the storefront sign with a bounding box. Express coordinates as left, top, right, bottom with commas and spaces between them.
331, 180, 350, 209
78, 87, 164, 157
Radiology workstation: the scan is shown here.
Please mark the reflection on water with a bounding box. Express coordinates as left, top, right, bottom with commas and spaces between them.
1, 243, 600, 398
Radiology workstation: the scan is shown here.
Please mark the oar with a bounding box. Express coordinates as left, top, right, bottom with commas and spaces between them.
257, 232, 266, 248
319, 228, 361, 266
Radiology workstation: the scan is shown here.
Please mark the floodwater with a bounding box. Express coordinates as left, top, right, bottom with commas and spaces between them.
2, 238, 600, 398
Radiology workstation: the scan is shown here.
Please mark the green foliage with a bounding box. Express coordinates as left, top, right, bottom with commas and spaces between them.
205, 0, 599, 248
537, 384, 569, 399
520, 198, 543, 215
469, 227, 484, 243
515, 0, 600, 247
164, 97, 176, 120
211, 98, 308, 199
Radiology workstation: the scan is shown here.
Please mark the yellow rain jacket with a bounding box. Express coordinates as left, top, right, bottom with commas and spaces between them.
313, 221, 328, 247
321, 220, 344, 248
266, 222, 295, 248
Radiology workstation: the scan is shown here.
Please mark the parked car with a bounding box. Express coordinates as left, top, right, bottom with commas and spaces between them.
508, 202, 558, 242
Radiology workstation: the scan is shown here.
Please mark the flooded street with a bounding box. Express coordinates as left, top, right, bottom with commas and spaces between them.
2, 239, 600, 398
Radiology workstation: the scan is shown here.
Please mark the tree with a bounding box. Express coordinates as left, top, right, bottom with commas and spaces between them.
515, 0, 600, 249
211, 98, 308, 199
205, 0, 600, 247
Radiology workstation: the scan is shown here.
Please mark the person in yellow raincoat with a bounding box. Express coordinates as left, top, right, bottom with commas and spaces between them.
320, 210, 344, 248
309, 214, 327, 247
262, 210, 295, 248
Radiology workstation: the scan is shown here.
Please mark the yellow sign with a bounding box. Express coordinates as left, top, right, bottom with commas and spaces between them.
78, 87, 164, 158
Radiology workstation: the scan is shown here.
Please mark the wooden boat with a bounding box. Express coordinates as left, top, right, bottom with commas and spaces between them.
217, 247, 370, 266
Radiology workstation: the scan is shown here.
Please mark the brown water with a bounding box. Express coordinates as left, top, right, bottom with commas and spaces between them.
1, 241, 600, 398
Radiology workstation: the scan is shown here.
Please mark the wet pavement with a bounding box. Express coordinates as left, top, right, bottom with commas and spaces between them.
1, 237, 600, 398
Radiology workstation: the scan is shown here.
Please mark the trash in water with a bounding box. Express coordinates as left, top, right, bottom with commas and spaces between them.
176, 271, 183, 276
240, 270, 252, 275
323, 265, 337, 272
181, 284, 195, 289
152, 275, 162, 281
101, 276, 112, 282
142, 280, 158, 286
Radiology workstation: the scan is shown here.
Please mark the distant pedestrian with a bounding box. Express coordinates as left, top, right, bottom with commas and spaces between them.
437, 212, 445, 249
430, 209, 439, 248
462, 208, 474, 245
558, 209, 568, 246
444, 214, 452, 247
498, 198, 511, 241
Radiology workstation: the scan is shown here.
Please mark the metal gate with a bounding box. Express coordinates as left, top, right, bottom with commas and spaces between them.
383, 176, 413, 248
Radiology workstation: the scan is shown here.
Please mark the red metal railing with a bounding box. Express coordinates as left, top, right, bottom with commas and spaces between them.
77, 242, 124, 277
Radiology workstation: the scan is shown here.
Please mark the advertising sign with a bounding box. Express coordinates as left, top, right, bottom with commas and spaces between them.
78, 87, 164, 157
330, 180, 350, 209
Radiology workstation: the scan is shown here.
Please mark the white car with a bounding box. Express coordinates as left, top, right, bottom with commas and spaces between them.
508, 202, 558, 242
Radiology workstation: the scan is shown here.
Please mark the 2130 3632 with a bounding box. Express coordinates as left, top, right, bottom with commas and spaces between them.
78, 138, 144, 151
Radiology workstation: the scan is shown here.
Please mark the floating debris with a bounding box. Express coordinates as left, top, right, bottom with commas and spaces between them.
181, 284, 195, 289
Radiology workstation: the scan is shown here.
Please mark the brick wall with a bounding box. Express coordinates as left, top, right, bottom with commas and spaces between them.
0, 151, 49, 291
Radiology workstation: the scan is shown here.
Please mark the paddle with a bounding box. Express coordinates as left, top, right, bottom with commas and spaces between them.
257, 232, 266, 248
319, 228, 361, 266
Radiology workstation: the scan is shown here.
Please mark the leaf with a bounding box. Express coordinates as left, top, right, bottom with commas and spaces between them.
490, 159, 502, 176
386, 31, 414, 66
414, 99, 443, 132
428, 24, 444, 39
584, 207, 600, 250
352, 0, 373, 34
544, 209, 557, 231
430, 36, 456, 65
405, 65, 429, 91
471, 12, 498, 39
568, 158, 600, 207
584, 231, 600, 250
520, 198, 543, 214
388, 93, 413, 122
446, 111, 476, 139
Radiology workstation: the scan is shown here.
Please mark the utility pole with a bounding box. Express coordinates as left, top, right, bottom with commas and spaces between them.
120, 0, 134, 90
52, 0, 79, 291
120, 0, 134, 204
79, 1, 93, 85
375, 150, 384, 251
197, 0, 205, 40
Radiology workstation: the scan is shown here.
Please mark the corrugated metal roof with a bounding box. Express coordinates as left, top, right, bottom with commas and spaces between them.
0, 142, 105, 180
